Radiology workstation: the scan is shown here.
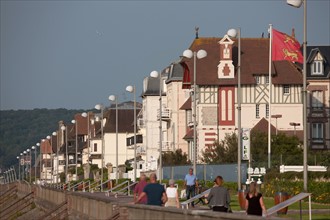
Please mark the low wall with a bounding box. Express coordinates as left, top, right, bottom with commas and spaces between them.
15, 182, 285, 220
118, 204, 285, 220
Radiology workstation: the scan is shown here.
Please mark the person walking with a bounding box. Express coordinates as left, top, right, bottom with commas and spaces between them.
165, 179, 180, 208
184, 168, 198, 208
245, 181, 267, 216
135, 173, 167, 206
206, 176, 231, 212
133, 174, 148, 204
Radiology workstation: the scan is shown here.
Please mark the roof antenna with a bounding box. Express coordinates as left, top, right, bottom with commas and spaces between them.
261, 32, 264, 38
195, 26, 199, 39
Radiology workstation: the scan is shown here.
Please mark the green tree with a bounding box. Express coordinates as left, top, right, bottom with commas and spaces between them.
162, 149, 191, 166
201, 133, 237, 164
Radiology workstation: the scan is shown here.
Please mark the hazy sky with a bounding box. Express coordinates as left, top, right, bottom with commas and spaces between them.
1, 0, 329, 110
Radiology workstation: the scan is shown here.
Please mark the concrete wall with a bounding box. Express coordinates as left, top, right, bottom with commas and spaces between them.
118, 204, 284, 220
14, 182, 284, 220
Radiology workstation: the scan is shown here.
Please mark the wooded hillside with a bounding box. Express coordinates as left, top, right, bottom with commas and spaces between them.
0, 108, 86, 170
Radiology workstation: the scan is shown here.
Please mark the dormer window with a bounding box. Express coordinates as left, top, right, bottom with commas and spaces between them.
255, 76, 260, 84
311, 61, 323, 75
265, 76, 269, 84
311, 52, 324, 75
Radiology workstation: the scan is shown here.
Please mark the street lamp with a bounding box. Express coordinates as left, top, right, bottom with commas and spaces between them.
61, 125, 68, 183
71, 119, 78, 181
36, 142, 40, 183
20, 152, 23, 180
290, 122, 300, 135
287, 0, 308, 192
126, 85, 137, 182
182, 49, 207, 176
227, 28, 242, 190
271, 114, 282, 135
27, 149, 31, 183
150, 70, 163, 183
47, 132, 57, 183
95, 104, 105, 190
31, 146, 36, 183
23, 150, 27, 180
16, 156, 20, 181
109, 95, 119, 184
82, 112, 91, 179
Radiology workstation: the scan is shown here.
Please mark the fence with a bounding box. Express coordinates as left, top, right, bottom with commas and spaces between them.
162, 163, 247, 183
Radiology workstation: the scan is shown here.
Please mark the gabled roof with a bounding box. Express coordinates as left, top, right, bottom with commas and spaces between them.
41, 139, 53, 154
141, 72, 167, 97
306, 46, 330, 79
183, 129, 194, 140
182, 37, 303, 86
251, 118, 276, 134
103, 108, 140, 133
180, 97, 192, 110
165, 61, 185, 84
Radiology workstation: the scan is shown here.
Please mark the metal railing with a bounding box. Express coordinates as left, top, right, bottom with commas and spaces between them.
180, 188, 211, 209
104, 180, 137, 196
70, 180, 85, 191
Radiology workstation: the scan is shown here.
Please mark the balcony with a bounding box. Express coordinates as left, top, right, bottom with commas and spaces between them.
161, 141, 173, 152
137, 118, 145, 128
157, 108, 171, 121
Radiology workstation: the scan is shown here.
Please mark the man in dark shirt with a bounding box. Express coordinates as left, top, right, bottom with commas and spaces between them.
135, 173, 167, 206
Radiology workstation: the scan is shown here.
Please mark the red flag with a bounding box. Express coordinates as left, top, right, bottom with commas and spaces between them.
272, 29, 303, 63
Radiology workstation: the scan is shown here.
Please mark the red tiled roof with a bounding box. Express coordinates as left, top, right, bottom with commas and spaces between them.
183, 129, 194, 140
40, 139, 53, 154
180, 97, 192, 110
251, 118, 276, 134
182, 37, 303, 86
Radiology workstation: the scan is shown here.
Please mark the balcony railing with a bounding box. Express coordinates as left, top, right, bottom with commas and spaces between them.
157, 108, 171, 121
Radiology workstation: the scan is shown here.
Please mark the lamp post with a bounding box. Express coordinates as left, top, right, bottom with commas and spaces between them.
82, 112, 91, 179
23, 150, 27, 180
271, 114, 282, 135
72, 119, 78, 181
27, 149, 31, 183
61, 125, 68, 183
20, 152, 23, 180
182, 49, 207, 176
287, 0, 308, 192
31, 146, 36, 183
227, 28, 242, 190
47, 132, 57, 184
289, 122, 300, 135
109, 95, 119, 184
17, 156, 20, 181
36, 143, 41, 183
150, 70, 163, 183
95, 104, 105, 190
126, 85, 137, 182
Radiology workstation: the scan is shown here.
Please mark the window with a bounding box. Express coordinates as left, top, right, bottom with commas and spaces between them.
283, 85, 290, 95
187, 110, 192, 125
256, 104, 260, 118
255, 76, 260, 84
265, 76, 269, 84
311, 90, 323, 109
266, 104, 269, 118
312, 123, 323, 143
311, 61, 323, 75
94, 143, 97, 152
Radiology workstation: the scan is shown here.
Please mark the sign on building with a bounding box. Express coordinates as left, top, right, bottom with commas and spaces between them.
242, 128, 250, 160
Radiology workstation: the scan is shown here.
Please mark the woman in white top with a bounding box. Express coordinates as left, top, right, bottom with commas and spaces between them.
165, 179, 180, 208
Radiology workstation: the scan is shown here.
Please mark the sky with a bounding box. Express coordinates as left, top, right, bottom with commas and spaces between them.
1, 0, 329, 110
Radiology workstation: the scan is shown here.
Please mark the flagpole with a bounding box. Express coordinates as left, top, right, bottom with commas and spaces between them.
268, 24, 273, 169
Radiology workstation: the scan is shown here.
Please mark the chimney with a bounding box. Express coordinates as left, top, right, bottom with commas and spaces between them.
291, 28, 296, 39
